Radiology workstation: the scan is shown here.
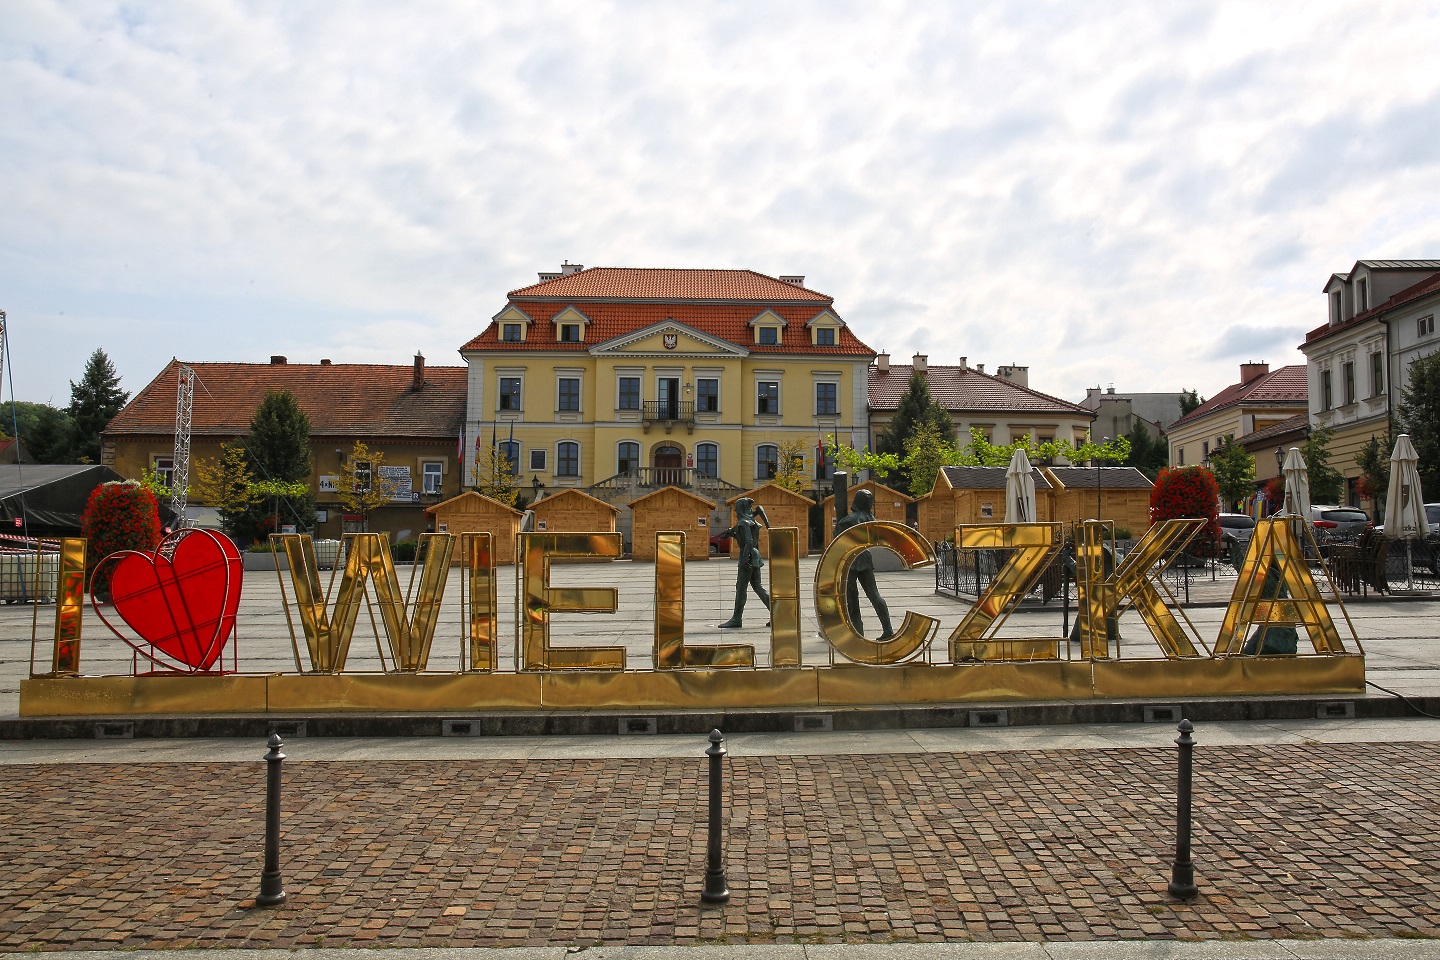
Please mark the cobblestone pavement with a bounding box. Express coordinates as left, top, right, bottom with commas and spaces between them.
3, 741, 1438, 951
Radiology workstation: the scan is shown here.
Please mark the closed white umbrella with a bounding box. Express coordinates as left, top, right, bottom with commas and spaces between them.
1384, 433, 1426, 587
1281, 447, 1310, 518
1004, 448, 1037, 523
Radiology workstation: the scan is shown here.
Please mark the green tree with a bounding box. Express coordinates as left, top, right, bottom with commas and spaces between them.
1398, 350, 1440, 495
1355, 432, 1392, 514
1124, 420, 1168, 480
876, 372, 953, 491
1301, 423, 1345, 504
190, 439, 262, 536
1208, 437, 1255, 509
470, 443, 521, 507
0, 400, 75, 463
334, 440, 404, 527
1178, 389, 1204, 416
900, 421, 962, 496
241, 390, 315, 536
66, 349, 130, 463
770, 438, 811, 495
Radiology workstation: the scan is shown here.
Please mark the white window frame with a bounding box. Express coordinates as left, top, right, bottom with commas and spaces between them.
617, 440, 641, 476
529, 449, 547, 472
498, 376, 524, 411
556, 440, 581, 478
696, 442, 719, 478
421, 460, 444, 495
757, 381, 780, 416
755, 443, 779, 480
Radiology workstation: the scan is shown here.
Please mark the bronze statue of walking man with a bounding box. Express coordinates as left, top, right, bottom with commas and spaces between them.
834, 489, 894, 640
718, 497, 770, 629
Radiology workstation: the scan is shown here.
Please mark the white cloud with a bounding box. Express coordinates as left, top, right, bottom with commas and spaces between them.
2, 0, 1439, 409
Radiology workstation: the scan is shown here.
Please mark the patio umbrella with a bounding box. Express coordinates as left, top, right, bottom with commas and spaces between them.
1004, 448, 1037, 524
1384, 433, 1426, 587
1280, 447, 1310, 518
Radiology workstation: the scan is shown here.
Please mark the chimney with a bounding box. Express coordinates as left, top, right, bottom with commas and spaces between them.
913, 353, 927, 373
1106, 385, 1115, 394
779, 275, 805, 286
997, 364, 1029, 388
270, 355, 287, 365
975, 362, 985, 374
412, 352, 425, 391
320, 358, 332, 366
537, 271, 561, 282
1240, 361, 1270, 384
560, 260, 584, 275
959, 356, 968, 370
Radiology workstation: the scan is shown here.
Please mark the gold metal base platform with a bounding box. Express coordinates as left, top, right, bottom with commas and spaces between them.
19, 656, 1365, 717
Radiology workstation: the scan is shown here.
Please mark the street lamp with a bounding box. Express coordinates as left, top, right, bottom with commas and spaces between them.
531, 474, 545, 502
1274, 446, 1285, 474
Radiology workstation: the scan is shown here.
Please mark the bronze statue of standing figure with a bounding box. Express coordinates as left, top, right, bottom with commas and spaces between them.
834, 489, 894, 640
717, 497, 770, 629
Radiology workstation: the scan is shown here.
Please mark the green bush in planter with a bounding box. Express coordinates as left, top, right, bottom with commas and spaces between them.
392, 540, 418, 563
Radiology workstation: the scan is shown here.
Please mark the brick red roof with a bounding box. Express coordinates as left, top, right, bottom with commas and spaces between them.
105, 359, 466, 439
461, 301, 874, 356
509, 267, 832, 302
1305, 270, 1440, 345
869, 365, 1092, 415
1169, 364, 1308, 430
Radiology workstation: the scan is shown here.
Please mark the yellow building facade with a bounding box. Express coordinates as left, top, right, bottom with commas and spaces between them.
459, 267, 875, 498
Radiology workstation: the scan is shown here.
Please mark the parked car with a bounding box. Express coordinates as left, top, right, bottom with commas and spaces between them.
1214, 513, 1256, 563
1309, 505, 1372, 536
709, 532, 732, 555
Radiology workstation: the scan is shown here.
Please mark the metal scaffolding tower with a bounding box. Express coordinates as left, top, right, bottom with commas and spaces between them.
170, 364, 194, 529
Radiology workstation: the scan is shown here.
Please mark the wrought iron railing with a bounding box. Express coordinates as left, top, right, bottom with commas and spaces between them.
642, 400, 695, 423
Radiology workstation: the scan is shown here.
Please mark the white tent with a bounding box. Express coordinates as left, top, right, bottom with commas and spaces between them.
1004, 448, 1037, 524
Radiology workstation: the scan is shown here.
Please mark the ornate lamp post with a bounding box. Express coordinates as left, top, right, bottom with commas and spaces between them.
531, 474, 545, 502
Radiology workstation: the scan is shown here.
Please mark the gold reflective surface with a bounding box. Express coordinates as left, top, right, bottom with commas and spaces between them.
1075, 520, 1207, 660
18, 528, 1369, 715
814, 521, 937, 665
654, 532, 754, 670
1214, 518, 1351, 656
768, 527, 802, 668
462, 533, 498, 672
48, 539, 87, 677
948, 524, 1061, 658
519, 532, 626, 671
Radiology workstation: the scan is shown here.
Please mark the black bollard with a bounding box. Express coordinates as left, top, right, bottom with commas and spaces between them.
1167, 719, 1198, 899
257, 733, 288, 906
700, 728, 730, 904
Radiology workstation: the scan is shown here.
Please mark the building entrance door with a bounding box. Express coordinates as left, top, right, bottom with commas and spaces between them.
657, 378, 680, 420
654, 445, 683, 487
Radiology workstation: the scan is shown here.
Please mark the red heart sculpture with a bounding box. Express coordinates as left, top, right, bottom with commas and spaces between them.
96, 529, 243, 672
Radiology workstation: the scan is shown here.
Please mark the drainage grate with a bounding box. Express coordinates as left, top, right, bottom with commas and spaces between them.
442, 719, 480, 737
619, 717, 657, 735
94, 721, 134, 740
268, 720, 307, 738
1143, 705, 1182, 724
968, 709, 1009, 728
1316, 700, 1356, 719
794, 714, 833, 732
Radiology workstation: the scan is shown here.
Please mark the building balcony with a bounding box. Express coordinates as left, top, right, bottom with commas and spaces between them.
642, 400, 695, 433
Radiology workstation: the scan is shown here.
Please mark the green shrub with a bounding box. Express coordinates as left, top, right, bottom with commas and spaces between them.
392, 540, 418, 563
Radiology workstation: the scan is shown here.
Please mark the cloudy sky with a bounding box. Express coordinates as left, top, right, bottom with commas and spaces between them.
3, 1, 1439, 409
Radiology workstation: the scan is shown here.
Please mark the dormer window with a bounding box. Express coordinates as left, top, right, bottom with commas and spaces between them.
560, 323, 582, 343
1330, 290, 1342, 325
502, 323, 524, 342
758, 327, 779, 345
815, 328, 835, 346
1356, 277, 1369, 313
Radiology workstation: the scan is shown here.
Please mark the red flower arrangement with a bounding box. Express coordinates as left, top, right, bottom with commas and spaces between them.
1263, 476, 1285, 506
1150, 466, 1220, 555
80, 481, 162, 601
1355, 475, 1375, 501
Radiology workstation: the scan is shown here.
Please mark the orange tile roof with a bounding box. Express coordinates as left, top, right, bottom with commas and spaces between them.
509, 267, 833, 302
1169, 364, 1308, 430
105, 359, 467, 439
869, 365, 1092, 415
461, 300, 874, 356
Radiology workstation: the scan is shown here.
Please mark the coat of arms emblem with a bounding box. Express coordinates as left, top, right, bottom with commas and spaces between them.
663, 333, 678, 350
